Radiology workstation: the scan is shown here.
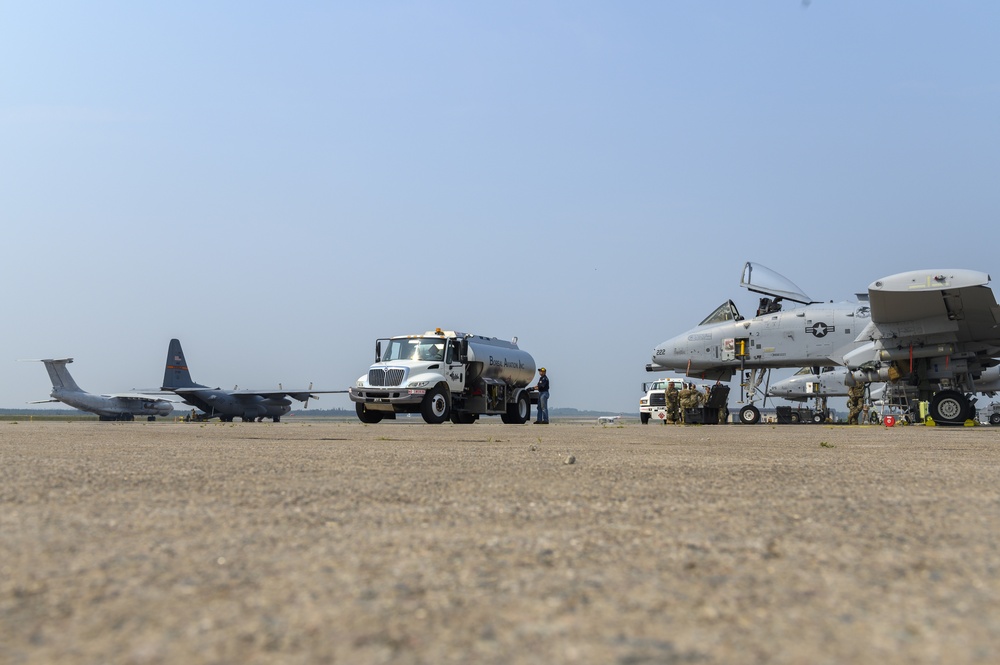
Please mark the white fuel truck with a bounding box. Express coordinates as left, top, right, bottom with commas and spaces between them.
349, 328, 537, 424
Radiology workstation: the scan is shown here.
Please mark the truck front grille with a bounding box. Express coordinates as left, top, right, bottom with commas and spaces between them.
650, 394, 666, 407
369, 368, 406, 387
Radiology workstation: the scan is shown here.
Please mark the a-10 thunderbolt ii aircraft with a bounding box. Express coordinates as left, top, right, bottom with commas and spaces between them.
648, 262, 1000, 426
770, 363, 1000, 424
768, 366, 852, 403
648, 262, 870, 424
768, 366, 897, 423
766, 366, 849, 423
160, 338, 343, 422
767, 366, 998, 404
28, 358, 174, 421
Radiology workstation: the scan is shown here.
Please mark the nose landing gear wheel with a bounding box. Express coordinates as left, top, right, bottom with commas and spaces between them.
739, 405, 760, 425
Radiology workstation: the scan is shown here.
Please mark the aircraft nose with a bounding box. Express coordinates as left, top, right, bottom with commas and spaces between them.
650, 343, 665, 367
650, 335, 683, 370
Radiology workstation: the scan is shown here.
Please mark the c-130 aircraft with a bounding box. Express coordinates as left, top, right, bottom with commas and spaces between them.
161, 338, 343, 422
648, 262, 1000, 426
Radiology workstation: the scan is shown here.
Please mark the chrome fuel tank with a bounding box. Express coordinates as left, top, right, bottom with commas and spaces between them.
462, 335, 536, 388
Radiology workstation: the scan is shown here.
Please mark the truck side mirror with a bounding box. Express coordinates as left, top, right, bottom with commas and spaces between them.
460, 338, 469, 363
375, 341, 382, 363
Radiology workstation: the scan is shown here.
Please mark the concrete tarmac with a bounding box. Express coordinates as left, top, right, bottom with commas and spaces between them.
2, 419, 999, 664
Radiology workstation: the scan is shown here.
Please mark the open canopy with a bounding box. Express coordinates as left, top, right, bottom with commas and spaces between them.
740, 262, 816, 305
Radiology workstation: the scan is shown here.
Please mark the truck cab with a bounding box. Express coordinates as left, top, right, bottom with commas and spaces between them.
639, 378, 686, 424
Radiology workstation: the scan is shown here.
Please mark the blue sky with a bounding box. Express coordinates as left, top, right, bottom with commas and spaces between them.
3, 2, 999, 414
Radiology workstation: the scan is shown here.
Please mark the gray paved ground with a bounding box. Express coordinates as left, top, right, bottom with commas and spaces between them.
1, 419, 999, 664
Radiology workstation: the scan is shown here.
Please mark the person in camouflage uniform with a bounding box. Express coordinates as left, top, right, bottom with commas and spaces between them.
678, 384, 703, 424
665, 382, 680, 424
847, 382, 865, 425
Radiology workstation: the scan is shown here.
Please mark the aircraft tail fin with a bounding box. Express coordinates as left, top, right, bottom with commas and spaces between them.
40, 358, 83, 392
162, 339, 198, 389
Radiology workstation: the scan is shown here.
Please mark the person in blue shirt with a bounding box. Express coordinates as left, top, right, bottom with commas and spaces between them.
534, 367, 550, 424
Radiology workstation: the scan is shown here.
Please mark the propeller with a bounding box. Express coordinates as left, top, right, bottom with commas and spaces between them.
304, 382, 313, 409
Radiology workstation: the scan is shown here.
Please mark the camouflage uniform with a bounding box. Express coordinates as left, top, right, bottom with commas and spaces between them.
678, 386, 702, 423
847, 383, 865, 425
665, 383, 680, 424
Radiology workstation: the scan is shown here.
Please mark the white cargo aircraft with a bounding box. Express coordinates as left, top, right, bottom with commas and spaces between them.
648, 263, 1000, 426
29, 358, 174, 421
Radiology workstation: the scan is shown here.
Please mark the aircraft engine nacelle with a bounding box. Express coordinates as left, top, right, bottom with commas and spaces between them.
152, 401, 174, 417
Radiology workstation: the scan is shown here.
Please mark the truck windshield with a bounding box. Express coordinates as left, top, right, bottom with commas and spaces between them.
382, 338, 446, 362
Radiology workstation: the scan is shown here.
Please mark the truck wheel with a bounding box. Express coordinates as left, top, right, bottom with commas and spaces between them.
516, 392, 530, 423
356, 403, 383, 424
990, 413, 1000, 426
502, 392, 530, 424
812, 411, 825, 424
421, 386, 450, 424
640, 413, 650, 425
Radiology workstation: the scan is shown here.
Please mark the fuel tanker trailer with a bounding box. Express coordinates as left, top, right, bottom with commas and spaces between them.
349, 328, 538, 424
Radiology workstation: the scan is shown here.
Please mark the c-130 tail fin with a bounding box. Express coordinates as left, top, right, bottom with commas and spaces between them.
162, 339, 198, 389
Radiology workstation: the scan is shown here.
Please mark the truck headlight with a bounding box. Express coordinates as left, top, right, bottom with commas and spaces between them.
408, 380, 431, 388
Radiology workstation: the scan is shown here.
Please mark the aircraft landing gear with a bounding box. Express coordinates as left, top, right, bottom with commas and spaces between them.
739, 404, 761, 425
929, 390, 972, 425
737, 366, 769, 425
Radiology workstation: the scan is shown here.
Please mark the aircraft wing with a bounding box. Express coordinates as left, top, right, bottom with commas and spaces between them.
28, 399, 59, 404
866, 269, 1000, 347
229, 388, 349, 402
104, 393, 177, 402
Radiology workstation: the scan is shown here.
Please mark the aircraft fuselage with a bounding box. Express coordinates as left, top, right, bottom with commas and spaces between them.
176, 389, 292, 421
50, 388, 174, 419
651, 301, 870, 378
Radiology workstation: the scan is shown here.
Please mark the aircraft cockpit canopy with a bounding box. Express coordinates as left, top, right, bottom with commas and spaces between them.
741, 262, 817, 305
699, 299, 743, 326
792, 366, 838, 377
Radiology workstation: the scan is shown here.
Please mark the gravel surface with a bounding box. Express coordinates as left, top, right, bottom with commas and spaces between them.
2, 419, 999, 664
